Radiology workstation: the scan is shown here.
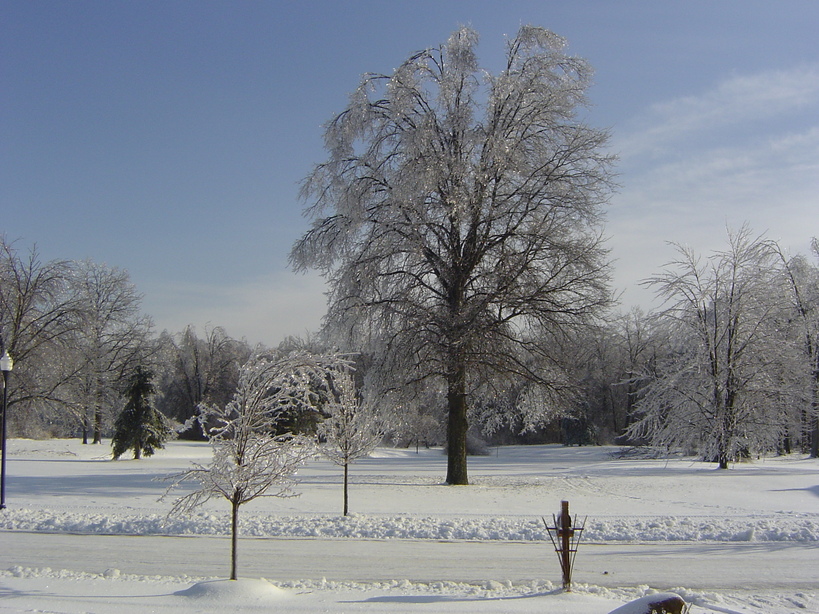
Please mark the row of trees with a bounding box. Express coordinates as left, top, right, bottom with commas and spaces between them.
0, 239, 391, 458
0, 237, 253, 442
0, 239, 151, 442
3, 224, 817, 473
625, 227, 819, 466
3, 26, 817, 486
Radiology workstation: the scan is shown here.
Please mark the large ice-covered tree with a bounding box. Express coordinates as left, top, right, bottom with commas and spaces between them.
291, 26, 614, 484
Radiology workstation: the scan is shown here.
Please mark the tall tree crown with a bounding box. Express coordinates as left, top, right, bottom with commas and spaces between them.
291, 26, 614, 483
292, 25, 613, 376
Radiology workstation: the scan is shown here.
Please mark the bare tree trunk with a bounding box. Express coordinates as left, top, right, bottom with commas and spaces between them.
92, 378, 103, 444
230, 493, 240, 580
93, 411, 102, 443
811, 367, 819, 458
609, 384, 619, 436
446, 361, 469, 485
343, 461, 349, 516
717, 403, 733, 470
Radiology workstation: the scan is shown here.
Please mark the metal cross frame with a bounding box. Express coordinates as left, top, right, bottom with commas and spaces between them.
543, 500, 586, 591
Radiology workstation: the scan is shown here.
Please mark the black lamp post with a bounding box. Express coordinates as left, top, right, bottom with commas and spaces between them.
0, 348, 13, 510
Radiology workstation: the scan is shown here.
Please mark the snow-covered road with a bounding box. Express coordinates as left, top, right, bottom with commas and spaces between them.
3, 531, 817, 591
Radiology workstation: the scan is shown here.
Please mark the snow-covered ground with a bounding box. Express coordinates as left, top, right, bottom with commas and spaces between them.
0, 438, 817, 613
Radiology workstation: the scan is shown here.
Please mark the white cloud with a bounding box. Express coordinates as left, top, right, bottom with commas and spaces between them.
608, 65, 819, 311
617, 64, 819, 158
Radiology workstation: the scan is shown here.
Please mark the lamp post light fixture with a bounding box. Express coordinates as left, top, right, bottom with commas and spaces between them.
0, 349, 13, 510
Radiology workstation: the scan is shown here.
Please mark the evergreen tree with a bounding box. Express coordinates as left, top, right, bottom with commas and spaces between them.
112, 366, 173, 460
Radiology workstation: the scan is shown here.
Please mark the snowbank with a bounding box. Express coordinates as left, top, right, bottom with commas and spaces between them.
175, 577, 290, 603
1, 507, 815, 543
2, 567, 817, 614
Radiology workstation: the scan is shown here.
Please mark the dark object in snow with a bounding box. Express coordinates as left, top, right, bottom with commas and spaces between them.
607, 592, 687, 614
561, 416, 596, 446
543, 500, 586, 591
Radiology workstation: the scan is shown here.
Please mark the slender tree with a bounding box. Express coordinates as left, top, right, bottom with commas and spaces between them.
164, 350, 348, 580
292, 26, 614, 484
112, 366, 173, 460
318, 370, 384, 515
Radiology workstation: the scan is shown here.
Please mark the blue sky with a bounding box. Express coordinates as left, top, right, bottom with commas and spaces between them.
2, 1, 818, 346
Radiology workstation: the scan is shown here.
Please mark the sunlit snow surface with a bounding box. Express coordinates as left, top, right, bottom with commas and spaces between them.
0, 439, 817, 613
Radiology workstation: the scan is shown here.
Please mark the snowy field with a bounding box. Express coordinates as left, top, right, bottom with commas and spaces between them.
0, 439, 817, 613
